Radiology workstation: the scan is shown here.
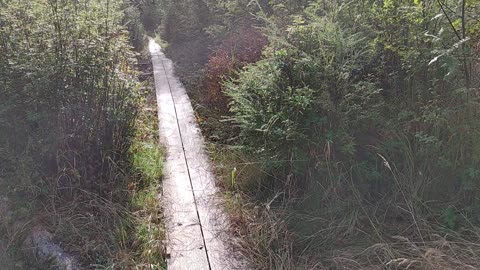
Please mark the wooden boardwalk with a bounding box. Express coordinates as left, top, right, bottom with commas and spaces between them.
149, 39, 246, 270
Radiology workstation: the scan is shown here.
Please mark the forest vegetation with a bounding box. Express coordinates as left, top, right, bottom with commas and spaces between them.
158, 0, 480, 269
1, 0, 480, 269
1, 0, 165, 268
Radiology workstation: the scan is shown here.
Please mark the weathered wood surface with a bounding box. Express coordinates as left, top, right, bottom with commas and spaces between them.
149, 39, 247, 270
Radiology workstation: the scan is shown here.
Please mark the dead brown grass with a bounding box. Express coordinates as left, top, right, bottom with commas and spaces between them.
209, 145, 480, 270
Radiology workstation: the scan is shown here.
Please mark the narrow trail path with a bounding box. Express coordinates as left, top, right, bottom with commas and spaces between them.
149, 39, 246, 270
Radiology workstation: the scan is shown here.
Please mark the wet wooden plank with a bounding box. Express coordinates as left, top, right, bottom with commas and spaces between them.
150, 39, 248, 270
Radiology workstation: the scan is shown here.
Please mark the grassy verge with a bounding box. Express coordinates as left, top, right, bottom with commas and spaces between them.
127, 80, 166, 269
46, 50, 167, 269
208, 143, 480, 269
101, 47, 166, 269
0, 49, 166, 270
0, 1, 166, 267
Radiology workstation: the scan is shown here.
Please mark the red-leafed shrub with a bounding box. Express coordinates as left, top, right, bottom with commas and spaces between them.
202, 27, 267, 111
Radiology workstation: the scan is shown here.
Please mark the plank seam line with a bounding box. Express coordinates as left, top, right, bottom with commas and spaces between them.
160, 59, 212, 270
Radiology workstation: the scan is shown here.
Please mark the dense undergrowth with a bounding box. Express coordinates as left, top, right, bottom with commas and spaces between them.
0, 0, 165, 268
2, 0, 480, 269
157, 0, 480, 269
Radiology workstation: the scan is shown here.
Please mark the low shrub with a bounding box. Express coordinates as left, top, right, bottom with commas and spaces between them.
225, 17, 383, 188
202, 27, 267, 111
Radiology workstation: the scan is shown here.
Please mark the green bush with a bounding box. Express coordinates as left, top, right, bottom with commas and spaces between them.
123, 4, 147, 51
226, 15, 383, 178
0, 0, 145, 266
